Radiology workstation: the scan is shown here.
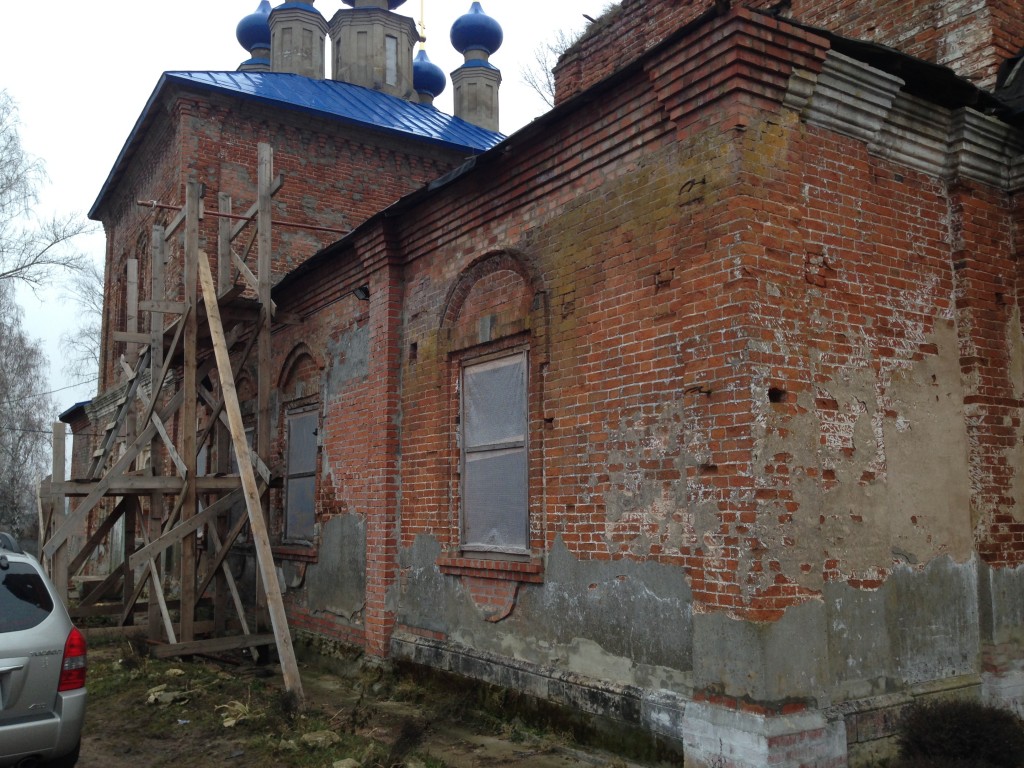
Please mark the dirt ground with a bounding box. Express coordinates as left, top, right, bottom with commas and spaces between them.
77, 634, 672, 768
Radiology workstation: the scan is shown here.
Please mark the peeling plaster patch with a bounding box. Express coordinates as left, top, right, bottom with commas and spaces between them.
888, 557, 980, 685
1006, 304, 1024, 524
758, 322, 971, 593
325, 322, 370, 394
306, 514, 366, 621
600, 399, 702, 557
397, 536, 693, 691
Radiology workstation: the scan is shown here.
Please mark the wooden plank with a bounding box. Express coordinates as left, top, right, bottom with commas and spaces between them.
194, 493, 255, 599
205, 521, 260, 661
228, 174, 283, 240
45, 419, 159, 556
121, 357, 187, 478
113, 331, 151, 345
181, 181, 201, 644
149, 633, 276, 659
135, 503, 177, 644
127, 259, 139, 364
163, 205, 187, 241
198, 245, 305, 702
67, 496, 128, 577
197, 383, 271, 485
82, 620, 221, 643
140, 300, 185, 313
50, 423, 68, 604
89, 347, 150, 479
231, 248, 260, 295
150, 224, 167, 641
218, 193, 232, 294
257, 145, 273, 470
59, 475, 247, 495
77, 563, 125, 608
128, 488, 243, 570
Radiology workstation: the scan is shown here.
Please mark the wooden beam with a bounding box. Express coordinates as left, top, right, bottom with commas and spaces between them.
45, 419, 159, 557
140, 300, 185, 313
149, 633, 277, 659
127, 259, 139, 364
198, 246, 304, 702
78, 563, 126, 608
128, 488, 243, 570
67, 497, 128, 577
194, 493, 255, 599
228, 174, 284, 241
181, 181, 201, 644
113, 331, 151, 345
50, 422, 68, 604
59, 475, 248, 495
150, 223, 167, 641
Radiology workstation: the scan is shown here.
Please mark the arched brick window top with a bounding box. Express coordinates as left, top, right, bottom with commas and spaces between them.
278, 342, 323, 400
440, 251, 542, 353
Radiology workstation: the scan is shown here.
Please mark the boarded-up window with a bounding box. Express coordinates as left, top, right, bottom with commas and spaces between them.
385, 35, 398, 86
285, 410, 318, 542
462, 351, 528, 554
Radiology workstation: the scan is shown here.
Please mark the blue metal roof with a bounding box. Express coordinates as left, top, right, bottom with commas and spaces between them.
90, 71, 504, 219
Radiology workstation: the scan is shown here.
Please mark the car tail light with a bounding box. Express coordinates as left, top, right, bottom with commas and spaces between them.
58, 627, 87, 692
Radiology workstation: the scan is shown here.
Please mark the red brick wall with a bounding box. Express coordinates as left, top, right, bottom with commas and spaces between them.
95, 88, 470, 389
553, 0, 1023, 105
371, 9, 1020, 634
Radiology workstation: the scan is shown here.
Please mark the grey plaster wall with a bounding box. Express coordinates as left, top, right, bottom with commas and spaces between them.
306, 513, 366, 621
693, 556, 981, 706
325, 322, 370, 394
979, 560, 1024, 645
397, 535, 693, 691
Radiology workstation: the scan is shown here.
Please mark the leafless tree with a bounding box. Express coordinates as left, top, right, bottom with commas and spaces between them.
59, 259, 104, 385
520, 28, 581, 109
0, 281, 54, 539
0, 90, 93, 291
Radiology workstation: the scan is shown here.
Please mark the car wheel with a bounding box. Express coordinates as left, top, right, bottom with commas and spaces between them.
47, 741, 80, 767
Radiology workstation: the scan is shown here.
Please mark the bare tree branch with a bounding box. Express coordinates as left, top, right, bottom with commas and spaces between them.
520, 29, 580, 109
0, 90, 95, 292
0, 281, 54, 539
60, 259, 104, 384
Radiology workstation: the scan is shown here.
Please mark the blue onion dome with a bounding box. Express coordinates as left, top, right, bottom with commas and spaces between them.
237, 0, 272, 53
342, 0, 408, 9
413, 49, 447, 97
450, 2, 503, 55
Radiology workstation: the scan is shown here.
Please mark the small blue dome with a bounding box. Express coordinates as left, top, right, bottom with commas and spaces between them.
342, 0, 408, 9
237, 0, 272, 53
413, 50, 446, 97
450, 2, 503, 56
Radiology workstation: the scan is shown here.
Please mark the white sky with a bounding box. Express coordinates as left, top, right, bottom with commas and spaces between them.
0, 0, 601, 417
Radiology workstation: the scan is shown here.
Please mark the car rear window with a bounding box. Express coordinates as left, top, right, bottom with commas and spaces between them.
0, 562, 55, 633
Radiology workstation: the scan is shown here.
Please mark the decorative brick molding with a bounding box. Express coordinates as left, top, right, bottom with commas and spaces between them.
786, 50, 1024, 189
437, 556, 543, 622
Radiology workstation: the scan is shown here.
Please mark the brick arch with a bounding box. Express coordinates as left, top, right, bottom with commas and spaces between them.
278, 342, 323, 397
439, 250, 541, 331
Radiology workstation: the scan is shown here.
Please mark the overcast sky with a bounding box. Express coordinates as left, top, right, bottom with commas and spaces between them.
1, 0, 602, 417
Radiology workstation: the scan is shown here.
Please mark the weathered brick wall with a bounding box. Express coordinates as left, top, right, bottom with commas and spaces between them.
95, 89, 469, 389
330, 12, 1023, 709
553, 0, 1023, 105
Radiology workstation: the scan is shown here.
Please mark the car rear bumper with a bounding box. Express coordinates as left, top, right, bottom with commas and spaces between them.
0, 687, 86, 766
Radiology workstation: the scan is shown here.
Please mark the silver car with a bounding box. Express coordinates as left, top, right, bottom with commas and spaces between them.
0, 533, 86, 767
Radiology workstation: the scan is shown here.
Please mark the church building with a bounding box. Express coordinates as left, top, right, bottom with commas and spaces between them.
62, 1, 1024, 765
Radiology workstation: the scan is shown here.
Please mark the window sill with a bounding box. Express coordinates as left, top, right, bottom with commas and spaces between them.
436, 556, 543, 583
273, 545, 318, 563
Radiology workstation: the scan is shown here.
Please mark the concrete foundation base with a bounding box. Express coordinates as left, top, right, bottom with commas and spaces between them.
681, 701, 847, 768
984, 670, 1024, 718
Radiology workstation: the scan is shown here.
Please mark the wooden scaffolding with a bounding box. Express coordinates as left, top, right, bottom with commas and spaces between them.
41, 144, 304, 701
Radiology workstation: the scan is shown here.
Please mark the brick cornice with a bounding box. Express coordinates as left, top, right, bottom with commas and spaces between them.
786, 50, 1024, 190
645, 8, 829, 132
